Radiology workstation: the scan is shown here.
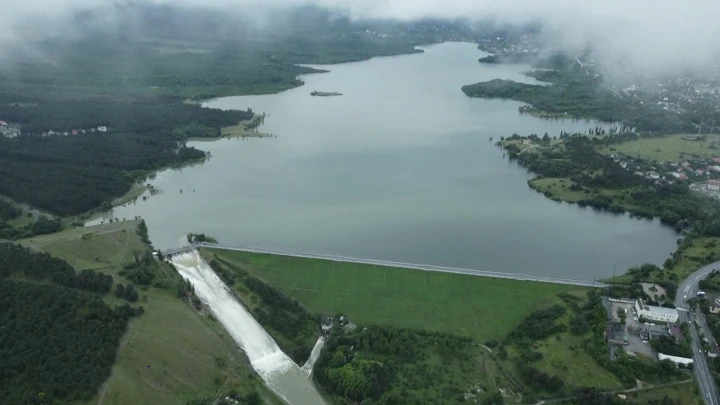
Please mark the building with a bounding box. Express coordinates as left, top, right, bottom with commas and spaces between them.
658, 353, 693, 366
709, 179, 720, 191
635, 299, 679, 323
606, 321, 629, 345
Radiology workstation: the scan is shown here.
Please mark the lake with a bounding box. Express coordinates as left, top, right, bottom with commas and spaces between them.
92, 42, 678, 280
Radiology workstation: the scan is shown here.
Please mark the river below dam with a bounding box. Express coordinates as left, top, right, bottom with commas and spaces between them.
93, 42, 678, 280
172, 251, 327, 404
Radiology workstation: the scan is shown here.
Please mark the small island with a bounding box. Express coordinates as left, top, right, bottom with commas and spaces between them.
310, 91, 343, 97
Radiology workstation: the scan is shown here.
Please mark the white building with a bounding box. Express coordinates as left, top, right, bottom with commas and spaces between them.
658, 353, 693, 366
635, 299, 679, 323
708, 179, 720, 192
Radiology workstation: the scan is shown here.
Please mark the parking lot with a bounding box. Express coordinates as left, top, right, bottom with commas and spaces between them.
606, 300, 670, 360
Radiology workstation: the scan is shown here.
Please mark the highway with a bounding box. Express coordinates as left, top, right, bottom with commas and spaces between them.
676, 261, 720, 405
168, 242, 610, 288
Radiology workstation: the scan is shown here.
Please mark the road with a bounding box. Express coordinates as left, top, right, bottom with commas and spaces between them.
167, 242, 609, 288
676, 261, 720, 405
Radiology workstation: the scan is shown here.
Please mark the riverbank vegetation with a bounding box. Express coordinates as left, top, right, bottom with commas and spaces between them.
498, 133, 720, 283
462, 59, 694, 134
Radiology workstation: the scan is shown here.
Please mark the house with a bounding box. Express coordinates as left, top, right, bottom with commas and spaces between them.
648, 171, 660, 180
709, 180, 720, 191
97, 126, 107, 132
0, 120, 6, 126
606, 321, 629, 345
72, 129, 78, 135
696, 169, 705, 176
635, 299, 679, 323
713, 157, 720, 164
668, 325, 684, 343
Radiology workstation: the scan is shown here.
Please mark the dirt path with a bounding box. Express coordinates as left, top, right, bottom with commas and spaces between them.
96, 318, 139, 405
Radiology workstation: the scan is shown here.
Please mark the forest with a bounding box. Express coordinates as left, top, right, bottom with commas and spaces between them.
462, 64, 694, 133
0, 244, 143, 405
0, 243, 113, 293
0, 98, 253, 215
313, 323, 492, 405
502, 134, 720, 233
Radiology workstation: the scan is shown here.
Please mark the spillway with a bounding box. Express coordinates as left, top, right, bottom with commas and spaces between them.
171, 251, 326, 404
301, 336, 326, 377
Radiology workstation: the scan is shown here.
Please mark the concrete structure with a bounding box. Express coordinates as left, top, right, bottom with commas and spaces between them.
709, 179, 720, 192
164, 244, 610, 288
658, 353, 693, 366
635, 299, 679, 323
606, 321, 629, 345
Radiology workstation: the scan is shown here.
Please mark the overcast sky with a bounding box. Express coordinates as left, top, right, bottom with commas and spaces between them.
2, 0, 718, 75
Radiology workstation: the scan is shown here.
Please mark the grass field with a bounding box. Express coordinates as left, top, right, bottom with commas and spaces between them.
599, 134, 720, 162
529, 178, 593, 202
604, 237, 719, 284
203, 248, 588, 342
531, 332, 623, 390
19, 223, 281, 405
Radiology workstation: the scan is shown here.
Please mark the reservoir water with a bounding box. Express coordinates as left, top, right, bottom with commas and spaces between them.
97, 42, 677, 280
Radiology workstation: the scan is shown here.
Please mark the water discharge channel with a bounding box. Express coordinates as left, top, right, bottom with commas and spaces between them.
171, 251, 326, 404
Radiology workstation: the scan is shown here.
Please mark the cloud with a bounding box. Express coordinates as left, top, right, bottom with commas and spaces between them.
1, 0, 718, 75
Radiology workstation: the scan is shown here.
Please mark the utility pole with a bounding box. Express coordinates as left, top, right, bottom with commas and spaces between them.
613, 264, 617, 279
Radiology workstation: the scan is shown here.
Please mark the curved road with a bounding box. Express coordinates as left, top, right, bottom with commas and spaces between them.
167, 242, 608, 288
676, 261, 720, 405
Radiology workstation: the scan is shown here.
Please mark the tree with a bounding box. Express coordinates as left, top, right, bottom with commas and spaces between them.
114, 283, 125, 298
124, 284, 139, 302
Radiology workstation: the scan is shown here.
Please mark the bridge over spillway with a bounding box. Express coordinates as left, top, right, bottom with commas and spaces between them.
162, 243, 609, 288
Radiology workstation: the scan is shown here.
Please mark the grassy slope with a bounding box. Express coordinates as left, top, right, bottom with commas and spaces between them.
19, 222, 281, 405
599, 134, 720, 162
203, 248, 586, 342
605, 236, 720, 284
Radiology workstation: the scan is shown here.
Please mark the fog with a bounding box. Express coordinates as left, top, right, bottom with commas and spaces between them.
2, 0, 719, 76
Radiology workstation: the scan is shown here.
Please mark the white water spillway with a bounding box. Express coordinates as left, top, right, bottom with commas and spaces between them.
171, 251, 327, 404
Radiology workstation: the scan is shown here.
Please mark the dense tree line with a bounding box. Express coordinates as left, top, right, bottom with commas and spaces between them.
242, 275, 318, 363
516, 364, 564, 393
314, 324, 481, 404
0, 94, 255, 216
462, 63, 695, 133
188, 232, 219, 244
0, 281, 140, 405
0, 215, 63, 241
120, 251, 158, 286
114, 283, 140, 302
1, 97, 251, 135
650, 334, 692, 358
507, 305, 566, 342
0, 243, 113, 293
503, 134, 720, 232
0, 199, 20, 220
